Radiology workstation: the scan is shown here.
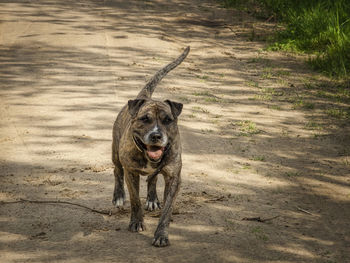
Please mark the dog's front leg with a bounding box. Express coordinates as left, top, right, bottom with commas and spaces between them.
124, 171, 145, 232
152, 169, 181, 247
112, 162, 125, 207
146, 175, 161, 211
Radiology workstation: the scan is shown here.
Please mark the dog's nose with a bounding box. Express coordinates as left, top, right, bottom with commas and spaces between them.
150, 132, 162, 142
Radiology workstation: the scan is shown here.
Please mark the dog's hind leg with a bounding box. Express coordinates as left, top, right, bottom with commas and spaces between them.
145, 174, 161, 211
112, 159, 125, 207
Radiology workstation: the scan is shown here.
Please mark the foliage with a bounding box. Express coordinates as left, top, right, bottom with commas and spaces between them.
222, 0, 350, 79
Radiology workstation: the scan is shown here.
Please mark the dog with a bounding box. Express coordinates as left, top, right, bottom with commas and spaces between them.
112, 47, 190, 247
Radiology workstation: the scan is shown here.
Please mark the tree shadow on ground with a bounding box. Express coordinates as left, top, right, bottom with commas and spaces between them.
0, 0, 349, 263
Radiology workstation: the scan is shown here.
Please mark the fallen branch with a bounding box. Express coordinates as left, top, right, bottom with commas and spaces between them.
266, 15, 275, 23
242, 215, 279, 223
0, 198, 117, 216
205, 196, 227, 203
297, 207, 313, 215
223, 25, 237, 36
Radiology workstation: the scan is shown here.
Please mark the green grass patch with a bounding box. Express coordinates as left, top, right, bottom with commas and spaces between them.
192, 106, 210, 114
316, 85, 350, 103
223, 0, 350, 79
304, 121, 323, 130
325, 108, 350, 119
177, 96, 191, 103
292, 99, 315, 110
205, 97, 220, 103
251, 226, 269, 241
342, 158, 350, 166
266, 0, 350, 78
254, 87, 276, 101
196, 75, 210, 81
245, 80, 260, 88
193, 91, 221, 103
269, 105, 282, 110
193, 91, 213, 97
284, 171, 301, 177
261, 67, 274, 79
251, 155, 266, 161
237, 120, 260, 136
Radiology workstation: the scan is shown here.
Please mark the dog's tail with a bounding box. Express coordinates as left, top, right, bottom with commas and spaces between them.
137, 46, 190, 99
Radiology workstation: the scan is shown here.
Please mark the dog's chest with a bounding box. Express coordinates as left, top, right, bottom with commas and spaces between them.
138, 162, 158, 175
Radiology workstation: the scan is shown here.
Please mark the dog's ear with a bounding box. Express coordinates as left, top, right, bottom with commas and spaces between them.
128, 99, 146, 117
164, 100, 183, 119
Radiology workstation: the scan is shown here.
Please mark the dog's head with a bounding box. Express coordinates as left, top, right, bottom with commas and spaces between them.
128, 99, 182, 163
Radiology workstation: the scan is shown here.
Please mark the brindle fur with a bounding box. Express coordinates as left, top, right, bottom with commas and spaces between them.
112, 47, 190, 247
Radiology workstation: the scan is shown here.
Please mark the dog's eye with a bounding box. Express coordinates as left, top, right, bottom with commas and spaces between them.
139, 115, 151, 123
163, 116, 173, 125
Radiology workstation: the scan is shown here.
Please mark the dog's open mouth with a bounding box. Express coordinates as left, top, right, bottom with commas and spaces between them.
146, 145, 165, 161
133, 136, 165, 162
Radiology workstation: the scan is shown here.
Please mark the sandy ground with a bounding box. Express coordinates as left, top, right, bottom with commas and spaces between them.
0, 0, 349, 262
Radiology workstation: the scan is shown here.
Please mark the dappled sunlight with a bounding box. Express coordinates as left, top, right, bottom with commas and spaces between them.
173, 223, 222, 233
0, 231, 27, 242
298, 235, 334, 246
301, 177, 350, 201
268, 244, 318, 259
0, 0, 349, 262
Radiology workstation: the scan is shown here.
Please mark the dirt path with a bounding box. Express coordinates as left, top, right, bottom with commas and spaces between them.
0, 1, 349, 262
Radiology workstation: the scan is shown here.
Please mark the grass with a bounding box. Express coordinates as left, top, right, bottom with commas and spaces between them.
251, 226, 269, 241
316, 84, 350, 103
292, 99, 315, 110
253, 87, 276, 101
177, 96, 191, 103
193, 91, 221, 103
242, 164, 252, 169
251, 155, 266, 161
205, 97, 220, 103
261, 67, 273, 79
222, 0, 350, 79
247, 57, 271, 66
196, 75, 210, 81
192, 106, 210, 114
246, 80, 260, 88
325, 108, 350, 119
237, 120, 260, 136
284, 171, 301, 177
342, 158, 350, 166
275, 70, 291, 77
304, 121, 323, 130
269, 105, 282, 110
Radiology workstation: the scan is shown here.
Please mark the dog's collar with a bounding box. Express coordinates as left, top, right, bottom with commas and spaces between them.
132, 135, 143, 153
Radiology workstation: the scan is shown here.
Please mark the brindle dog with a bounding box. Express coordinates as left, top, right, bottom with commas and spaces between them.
112, 47, 190, 247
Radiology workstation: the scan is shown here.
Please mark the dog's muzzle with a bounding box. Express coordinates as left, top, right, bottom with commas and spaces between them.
133, 135, 168, 163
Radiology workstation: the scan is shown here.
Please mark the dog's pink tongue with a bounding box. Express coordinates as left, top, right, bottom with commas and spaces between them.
146, 146, 164, 160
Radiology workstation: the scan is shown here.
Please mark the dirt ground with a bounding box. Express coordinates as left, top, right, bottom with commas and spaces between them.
0, 0, 349, 262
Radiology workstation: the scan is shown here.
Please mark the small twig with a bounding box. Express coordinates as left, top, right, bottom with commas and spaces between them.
0, 198, 117, 216
242, 215, 279, 223
205, 196, 227, 203
223, 25, 237, 36
297, 207, 313, 215
266, 15, 275, 23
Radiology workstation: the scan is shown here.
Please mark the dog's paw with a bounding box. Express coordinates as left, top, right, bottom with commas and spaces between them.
112, 189, 125, 208
145, 199, 161, 211
113, 197, 125, 208
128, 220, 146, 232
152, 232, 170, 247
